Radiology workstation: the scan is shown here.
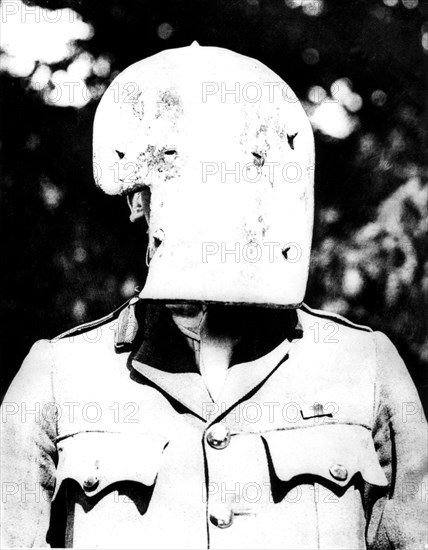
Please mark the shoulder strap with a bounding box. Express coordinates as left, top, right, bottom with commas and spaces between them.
50, 298, 132, 341
300, 303, 373, 332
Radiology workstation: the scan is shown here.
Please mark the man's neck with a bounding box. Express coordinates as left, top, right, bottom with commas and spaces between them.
166, 304, 299, 402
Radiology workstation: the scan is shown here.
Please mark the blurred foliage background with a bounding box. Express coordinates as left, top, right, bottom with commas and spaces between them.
1, 0, 427, 404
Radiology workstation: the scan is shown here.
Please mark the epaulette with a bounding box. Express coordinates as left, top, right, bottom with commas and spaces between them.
50, 298, 134, 342
300, 303, 373, 332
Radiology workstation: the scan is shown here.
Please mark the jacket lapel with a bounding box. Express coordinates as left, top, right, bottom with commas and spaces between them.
132, 360, 213, 421
129, 303, 302, 422
131, 303, 214, 420
214, 337, 293, 419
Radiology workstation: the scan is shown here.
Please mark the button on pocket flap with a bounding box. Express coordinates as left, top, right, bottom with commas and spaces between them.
54, 431, 169, 499
262, 424, 388, 488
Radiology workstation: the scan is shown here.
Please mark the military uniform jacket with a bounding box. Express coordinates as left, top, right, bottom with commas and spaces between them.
1, 302, 427, 549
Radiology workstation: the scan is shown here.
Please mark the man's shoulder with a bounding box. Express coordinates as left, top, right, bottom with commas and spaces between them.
49, 299, 132, 346
20, 300, 135, 383
297, 303, 376, 361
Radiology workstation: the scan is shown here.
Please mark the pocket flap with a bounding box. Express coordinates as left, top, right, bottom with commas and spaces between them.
262, 424, 388, 488
53, 431, 169, 499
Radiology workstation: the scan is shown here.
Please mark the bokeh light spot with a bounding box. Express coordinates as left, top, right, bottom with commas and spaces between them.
44, 69, 92, 108
0, 53, 35, 77
342, 268, 364, 297
93, 56, 111, 78
402, 0, 418, 8
422, 32, 428, 53
320, 207, 340, 225
40, 179, 63, 209
302, 48, 320, 65
308, 85, 327, 104
344, 93, 363, 113
121, 277, 138, 298
25, 134, 41, 151
309, 101, 358, 139
359, 133, 378, 157
0, 2, 93, 69
331, 78, 363, 112
302, 0, 324, 17
157, 22, 174, 40
30, 64, 51, 91
67, 52, 93, 80
371, 89, 387, 106
331, 78, 352, 103
73, 247, 88, 263
88, 82, 108, 100
284, 0, 302, 9
321, 299, 349, 315
72, 299, 87, 321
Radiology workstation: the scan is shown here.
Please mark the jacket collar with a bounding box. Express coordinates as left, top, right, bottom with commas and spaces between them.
127, 302, 302, 422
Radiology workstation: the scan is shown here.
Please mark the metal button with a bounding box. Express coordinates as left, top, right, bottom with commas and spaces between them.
206, 424, 231, 450
329, 464, 348, 482
209, 502, 234, 529
83, 474, 99, 491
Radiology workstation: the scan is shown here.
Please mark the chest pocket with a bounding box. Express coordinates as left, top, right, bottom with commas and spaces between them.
53, 431, 170, 500
262, 423, 388, 490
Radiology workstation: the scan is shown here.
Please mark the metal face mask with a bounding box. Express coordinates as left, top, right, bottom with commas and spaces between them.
93, 44, 315, 307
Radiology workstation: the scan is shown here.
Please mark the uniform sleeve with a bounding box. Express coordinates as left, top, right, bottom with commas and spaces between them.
367, 331, 428, 549
1, 341, 57, 548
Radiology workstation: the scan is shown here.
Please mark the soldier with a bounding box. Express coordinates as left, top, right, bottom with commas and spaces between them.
1, 44, 427, 549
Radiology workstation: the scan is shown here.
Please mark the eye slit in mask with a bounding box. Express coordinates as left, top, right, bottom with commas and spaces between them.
115, 150, 125, 159
282, 246, 291, 260
287, 132, 298, 150
163, 149, 177, 156
252, 151, 265, 168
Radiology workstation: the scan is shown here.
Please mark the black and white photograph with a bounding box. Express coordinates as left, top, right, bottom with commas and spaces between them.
1, 0, 427, 548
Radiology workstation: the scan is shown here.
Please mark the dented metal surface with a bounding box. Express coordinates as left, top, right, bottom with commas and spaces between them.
93, 44, 315, 307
